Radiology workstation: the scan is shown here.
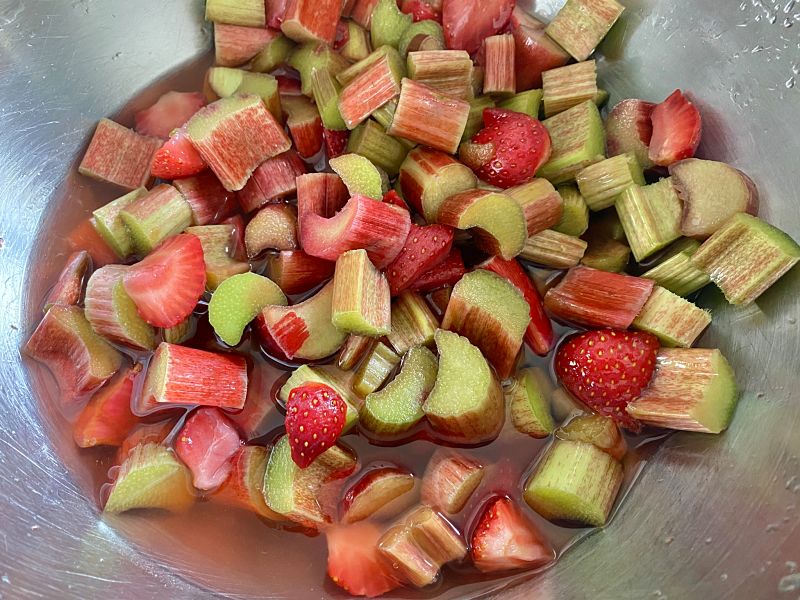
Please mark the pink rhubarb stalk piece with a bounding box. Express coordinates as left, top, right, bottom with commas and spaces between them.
509, 7, 571, 91
280, 0, 342, 44
175, 407, 243, 491
174, 171, 239, 226
79, 119, 162, 190
73, 365, 141, 448
296, 172, 351, 226
482, 34, 516, 96
349, 0, 381, 28
266, 250, 337, 295
282, 95, 324, 158
238, 150, 308, 213
214, 24, 279, 67
134, 91, 206, 139
43, 250, 91, 312
339, 56, 402, 130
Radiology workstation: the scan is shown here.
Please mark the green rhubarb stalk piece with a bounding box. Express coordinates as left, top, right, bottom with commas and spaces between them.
423, 330, 504, 443
632, 285, 711, 347
546, 0, 625, 62
353, 342, 401, 397
386, 291, 439, 356
120, 184, 192, 255
615, 178, 682, 261
163, 315, 196, 345
499, 89, 543, 119
338, 335, 376, 371
508, 367, 555, 439
207, 67, 282, 121
341, 21, 372, 62
580, 237, 630, 272
209, 272, 288, 346
556, 415, 627, 461
576, 153, 645, 212
329, 153, 388, 200
361, 346, 437, 435
553, 184, 590, 236
251, 33, 295, 74
279, 364, 360, 430
104, 443, 194, 514
93, 188, 147, 259
594, 88, 610, 107
398, 19, 444, 57
289, 42, 351, 96
641, 239, 710, 297
462, 95, 495, 141
347, 119, 409, 177
626, 348, 738, 433
406, 50, 474, 101
244, 204, 298, 259
205, 0, 265, 27
524, 439, 623, 527
332, 249, 392, 336
311, 67, 347, 131
186, 224, 250, 290
542, 60, 598, 118
370, 0, 412, 50
538, 100, 606, 184
372, 100, 415, 151
520, 229, 588, 268
691, 213, 800, 306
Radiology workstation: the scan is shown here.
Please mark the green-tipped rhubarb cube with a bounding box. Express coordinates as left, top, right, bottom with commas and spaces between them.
521, 230, 588, 269
546, 0, 625, 61
538, 100, 605, 185
407, 50, 474, 101
289, 42, 351, 97
576, 153, 645, 212
332, 249, 392, 336
553, 184, 589, 236
615, 178, 682, 262
206, 67, 282, 121
580, 237, 630, 273
330, 153, 388, 200
398, 19, 444, 57
92, 188, 147, 259
370, 0, 412, 50
186, 224, 250, 291
542, 60, 598, 117
120, 185, 192, 255
632, 285, 711, 347
346, 120, 408, 177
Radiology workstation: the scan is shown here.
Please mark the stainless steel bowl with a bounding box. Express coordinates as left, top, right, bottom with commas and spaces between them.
1, 0, 798, 598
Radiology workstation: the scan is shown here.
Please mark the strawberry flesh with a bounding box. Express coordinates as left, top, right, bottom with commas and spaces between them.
555, 329, 660, 431
386, 224, 454, 296
442, 0, 514, 55
382, 190, 409, 211
135, 91, 206, 139
122, 234, 207, 328
648, 89, 702, 167
175, 407, 242, 490
324, 128, 351, 159
150, 130, 208, 180
407, 247, 465, 292
401, 0, 442, 22
460, 108, 551, 189
327, 522, 401, 598
285, 383, 347, 468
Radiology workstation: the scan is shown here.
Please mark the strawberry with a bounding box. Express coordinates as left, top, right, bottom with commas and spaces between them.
459, 108, 551, 189
401, 0, 442, 22
135, 91, 206, 139
382, 189, 409, 211
323, 128, 350, 159
408, 247, 465, 292
175, 407, 242, 491
150, 129, 208, 180
326, 522, 401, 597
442, 0, 514, 55
555, 329, 660, 430
285, 383, 347, 468
648, 89, 702, 167
122, 234, 207, 328
470, 496, 554, 573
385, 223, 454, 295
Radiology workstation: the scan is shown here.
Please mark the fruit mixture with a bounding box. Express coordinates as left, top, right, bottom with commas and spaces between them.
24, 0, 800, 597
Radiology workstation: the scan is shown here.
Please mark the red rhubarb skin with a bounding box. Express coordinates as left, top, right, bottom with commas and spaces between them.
338, 57, 402, 129
266, 250, 336, 295
238, 150, 307, 213
398, 147, 463, 216
509, 7, 571, 91
174, 171, 239, 225
256, 311, 311, 360
79, 119, 161, 190
282, 0, 342, 44
44, 250, 91, 310
214, 24, 279, 67
73, 366, 140, 448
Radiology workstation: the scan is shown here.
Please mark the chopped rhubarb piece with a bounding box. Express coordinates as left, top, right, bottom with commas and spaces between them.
386, 224, 454, 296
206, 0, 266, 27
186, 224, 249, 290
135, 91, 206, 139
119, 184, 193, 254
388, 78, 469, 154
296, 172, 359, 224
408, 247, 465, 292
349, 0, 382, 28
330, 153, 387, 200
632, 285, 711, 347
327, 522, 402, 597
386, 291, 439, 355
175, 408, 242, 490
290, 42, 351, 96
207, 67, 282, 121
615, 178, 682, 261
371, 0, 413, 49
324, 127, 351, 159
238, 151, 306, 213
266, 0, 289, 28
509, 7, 570, 91
79, 119, 161, 190
461, 95, 495, 141
339, 52, 404, 130
429, 286, 452, 315
332, 249, 392, 336
214, 446, 284, 520
214, 24, 278, 67
209, 272, 287, 346
520, 229, 587, 269
420, 449, 483, 514
244, 204, 298, 258
505, 178, 564, 237
24, 306, 122, 404
544, 266, 655, 329
338, 334, 375, 371
44, 250, 90, 312
280, 0, 341, 44
339, 20, 372, 62
311, 67, 347, 131
627, 348, 739, 433
186, 94, 291, 191
150, 129, 208, 180
398, 147, 476, 222
542, 60, 599, 118
122, 234, 206, 328
556, 414, 626, 461
251, 32, 296, 73
442, 270, 529, 380
257, 281, 348, 361
74, 365, 140, 448
648, 90, 702, 167
349, 120, 409, 178
399, 19, 445, 57
538, 100, 606, 185
499, 89, 542, 118
300, 194, 411, 268
341, 466, 415, 523
553, 184, 590, 237
576, 152, 645, 212
339, 45, 402, 86
605, 99, 655, 169
482, 34, 516, 96
441, 0, 514, 54
281, 95, 323, 158
641, 240, 710, 297
116, 420, 177, 463
104, 443, 194, 514
546, 0, 625, 61
266, 250, 336, 295
353, 342, 400, 396
507, 367, 555, 438
138, 343, 248, 413
581, 237, 631, 273
92, 188, 147, 259
406, 50, 473, 100
174, 172, 239, 226
163, 315, 197, 345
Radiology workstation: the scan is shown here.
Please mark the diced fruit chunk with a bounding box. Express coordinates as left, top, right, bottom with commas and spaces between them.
92, 188, 147, 259
238, 150, 307, 213
508, 368, 555, 438
44, 250, 91, 312
214, 24, 279, 68
441, 0, 514, 54
545, 0, 625, 61
542, 60, 598, 118
174, 172, 239, 226
386, 291, 439, 355
74, 366, 140, 448
521, 229, 587, 269
605, 99, 655, 169
285, 382, 348, 468
420, 449, 483, 514
150, 130, 208, 179
408, 248, 465, 292
615, 178, 682, 261
505, 178, 564, 237
330, 153, 387, 200
341, 466, 415, 523
281, 0, 341, 44
509, 7, 570, 91
281, 94, 323, 158
79, 119, 161, 190
175, 408, 242, 490
371, 0, 413, 49
119, 184, 193, 255
556, 414, 626, 461
407, 50, 473, 100
339, 50, 404, 130
398, 147, 476, 222
648, 90, 702, 167
206, 0, 266, 27
338, 334, 376, 371
186, 224, 249, 291
386, 224, 454, 296
214, 446, 284, 520
266, 250, 336, 295
209, 272, 288, 346
537, 100, 605, 185
632, 286, 711, 347
327, 522, 401, 598
279, 364, 361, 431
244, 203, 298, 258
331, 249, 392, 336
641, 239, 710, 298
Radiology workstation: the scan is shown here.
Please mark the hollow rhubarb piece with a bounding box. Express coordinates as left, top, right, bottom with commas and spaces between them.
185, 224, 248, 291
214, 446, 284, 520
266, 250, 336, 295
398, 19, 444, 57
263, 435, 356, 528
462, 95, 496, 142
332, 249, 392, 336
330, 153, 387, 200
244, 204, 298, 258
339, 50, 404, 130
691, 213, 800, 305
626, 348, 738, 433
206, 0, 265, 26
338, 334, 376, 371
104, 443, 194, 514
546, 0, 624, 61
78, 119, 161, 190
175, 408, 242, 491
670, 159, 760, 239
631, 286, 710, 348
206, 68, 282, 122
354, 342, 401, 396
387, 291, 439, 355
238, 151, 307, 214
552, 184, 589, 237
482, 34, 516, 96
174, 173, 238, 226
44, 251, 91, 312
251, 32, 295, 72
576, 153, 645, 212
119, 185, 192, 255
300, 194, 411, 268
138, 343, 248, 413
615, 178, 682, 261
398, 147, 476, 221
641, 240, 710, 297
406, 50, 473, 101
420, 449, 483, 515
280, 0, 341, 44
340, 20, 373, 62
370, 0, 413, 49
542, 61, 598, 118
605, 99, 655, 169
408, 248, 465, 292
544, 266, 655, 329
279, 365, 361, 429
505, 178, 564, 237
524, 439, 622, 526
92, 188, 147, 259
279, 95, 323, 158
346, 120, 408, 177
507, 367, 555, 438
423, 330, 504, 442
342, 466, 415, 523
74, 365, 140, 448
538, 100, 606, 185
25, 306, 122, 404
520, 229, 587, 268
214, 24, 278, 67
209, 272, 288, 346
163, 315, 197, 345
289, 42, 351, 96
310, 67, 347, 131
556, 414, 626, 461
186, 94, 291, 191
580, 237, 631, 273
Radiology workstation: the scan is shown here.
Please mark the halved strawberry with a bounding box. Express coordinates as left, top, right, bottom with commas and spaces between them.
385, 223, 454, 296
285, 383, 347, 468
555, 329, 660, 430
150, 130, 208, 180
401, 0, 442, 22
324, 128, 351, 159
175, 407, 242, 490
471, 496, 554, 573
382, 190, 409, 211
408, 247, 465, 292
648, 89, 702, 167
122, 234, 207, 328
135, 91, 206, 139
459, 108, 551, 189
442, 0, 514, 54
327, 522, 401, 598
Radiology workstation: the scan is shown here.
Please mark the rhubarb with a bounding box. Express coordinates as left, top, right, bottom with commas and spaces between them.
605, 98, 655, 170
338, 334, 375, 371
74, 365, 140, 448
499, 89, 542, 118
339, 50, 404, 129
174, 172, 239, 225
556, 414, 626, 461
311, 67, 347, 131
119, 185, 192, 255
386, 291, 439, 355
92, 188, 147, 259
398, 147, 476, 222
78, 119, 161, 190
206, 68, 282, 121
251, 33, 295, 73
576, 153, 645, 212
280, 0, 341, 44
398, 19, 444, 57
461, 95, 495, 141
545, 0, 625, 61
162, 315, 196, 345
641, 240, 710, 297
542, 60, 598, 118
406, 50, 473, 101
215, 24, 279, 68
509, 7, 570, 91
341, 466, 415, 523
354, 341, 400, 396
289, 42, 350, 96
538, 100, 606, 184
281, 94, 323, 158
332, 249, 392, 336
346, 119, 408, 176
265, 250, 336, 295
238, 150, 307, 213
552, 184, 589, 237
615, 178, 682, 261
184, 224, 247, 290
505, 178, 564, 237
631, 285, 711, 347
340, 20, 373, 62
214, 446, 284, 520
209, 272, 288, 346
482, 34, 516, 96
520, 229, 588, 268
206, 0, 266, 27
508, 367, 555, 438
370, 0, 413, 49
330, 153, 387, 200
420, 449, 483, 514
44, 251, 91, 312
581, 237, 631, 273
244, 204, 298, 258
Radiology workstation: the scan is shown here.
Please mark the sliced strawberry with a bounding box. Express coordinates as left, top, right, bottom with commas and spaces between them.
460, 108, 551, 189
401, 0, 442, 22
382, 189, 409, 211
135, 91, 206, 139
471, 496, 555, 573
327, 522, 401, 597
277, 74, 303, 96
150, 130, 208, 180
648, 89, 702, 167
73, 365, 141, 448
175, 407, 242, 491
555, 329, 660, 431
385, 223, 454, 296
442, 0, 514, 54
324, 128, 351, 159
285, 383, 347, 468
122, 234, 207, 328
407, 247, 465, 292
